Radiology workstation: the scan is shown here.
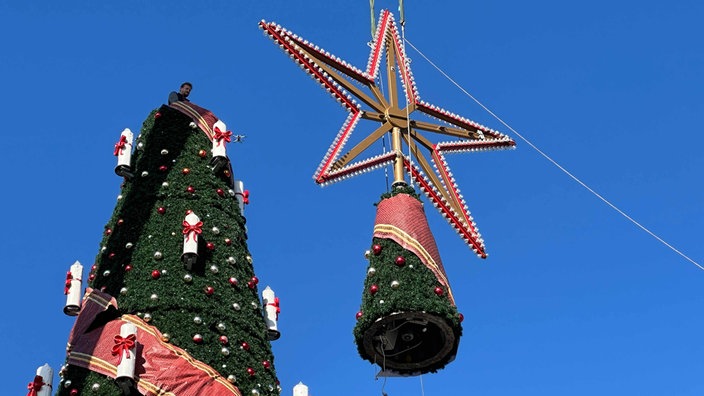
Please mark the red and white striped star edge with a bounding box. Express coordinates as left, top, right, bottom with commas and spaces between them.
260, 10, 515, 258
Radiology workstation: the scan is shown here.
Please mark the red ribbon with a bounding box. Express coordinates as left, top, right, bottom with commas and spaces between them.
113, 135, 128, 156
213, 126, 232, 146
112, 334, 136, 366
64, 271, 73, 295
267, 297, 280, 320
182, 220, 204, 241
26, 375, 44, 396
241, 190, 250, 205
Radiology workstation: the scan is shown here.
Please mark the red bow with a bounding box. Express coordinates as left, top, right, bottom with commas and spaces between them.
182, 220, 203, 241
112, 334, 136, 365
268, 297, 280, 320
242, 190, 250, 205
213, 126, 232, 146
26, 375, 44, 396
113, 135, 128, 156
64, 271, 73, 295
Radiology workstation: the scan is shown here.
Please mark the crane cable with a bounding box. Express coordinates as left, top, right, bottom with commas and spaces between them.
404, 38, 703, 272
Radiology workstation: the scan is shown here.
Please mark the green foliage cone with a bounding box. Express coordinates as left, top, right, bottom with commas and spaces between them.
58, 106, 279, 395
353, 187, 462, 374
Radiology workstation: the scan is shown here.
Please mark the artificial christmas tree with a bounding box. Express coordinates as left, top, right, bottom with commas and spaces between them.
56, 102, 280, 395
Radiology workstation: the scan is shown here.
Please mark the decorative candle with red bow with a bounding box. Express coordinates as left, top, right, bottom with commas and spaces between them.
115, 322, 138, 380
63, 261, 83, 316
262, 286, 281, 341
27, 364, 52, 396
234, 180, 249, 215
181, 212, 202, 270
211, 120, 231, 160
114, 128, 134, 177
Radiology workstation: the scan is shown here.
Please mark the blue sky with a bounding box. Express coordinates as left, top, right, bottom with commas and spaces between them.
3, 1, 703, 395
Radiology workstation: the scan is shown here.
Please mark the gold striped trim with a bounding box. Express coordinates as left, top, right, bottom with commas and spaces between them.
374, 223, 456, 304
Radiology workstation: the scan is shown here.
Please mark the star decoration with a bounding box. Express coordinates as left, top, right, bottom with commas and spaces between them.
260, 10, 515, 258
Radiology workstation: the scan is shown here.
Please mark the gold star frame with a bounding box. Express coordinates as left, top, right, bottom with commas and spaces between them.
260, 10, 515, 258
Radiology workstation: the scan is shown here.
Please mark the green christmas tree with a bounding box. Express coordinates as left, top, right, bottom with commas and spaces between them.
57, 104, 279, 396
353, 185, 462, 376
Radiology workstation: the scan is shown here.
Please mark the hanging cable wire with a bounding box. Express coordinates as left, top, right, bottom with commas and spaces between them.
419, 374, 425, 396
404, 38, 703, 271
398, 0, 415, 188
370, 0, 376, 38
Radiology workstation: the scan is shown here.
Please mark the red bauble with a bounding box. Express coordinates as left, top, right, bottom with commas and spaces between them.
151, 270, 161, 279
205, 286, 215, 296
104, 228, 112, 235
186, 186, 195, 193
91, 264, 97, 271
262, 360, 271, 369
223, 169, 231, 177
372, 244, 382, 255
159, 165, 168, 172
369, 284, 379, 295
89, 273, 96, 281
117, 219, 124, 226
198, 149, 207, 158
228, 277, 238, 286
458, 313, 464, 322
224, 238, 232, 246
246, 367, 255, 377
216, 188, 225, 197
434, 286, 444, 296
241, 341, 250, 350
70, 389, 78, 396
157, 207, 166, 214
395, 256, 406, 266
193, 334, 203, 343
182, 168, 191, 175
124, 264, 133, 272
355, 311, 363, 320
206, 242, 215, 251
251, 276, 259, 285
219, 335, 229, 345
108, 252, 116, 259
247, 281, 255, 289
154, 112, 161, 119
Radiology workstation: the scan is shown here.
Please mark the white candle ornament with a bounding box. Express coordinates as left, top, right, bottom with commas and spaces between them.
211, 120, 229, 159
114, 128, 134, 178
262, 286, 281, 340
30, 363, 53, 396
293, 382, 309, 396
234, 180, 249, 214
63, 261, 83, 316
115, 322, 138, 380
181, 212, 202, 270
